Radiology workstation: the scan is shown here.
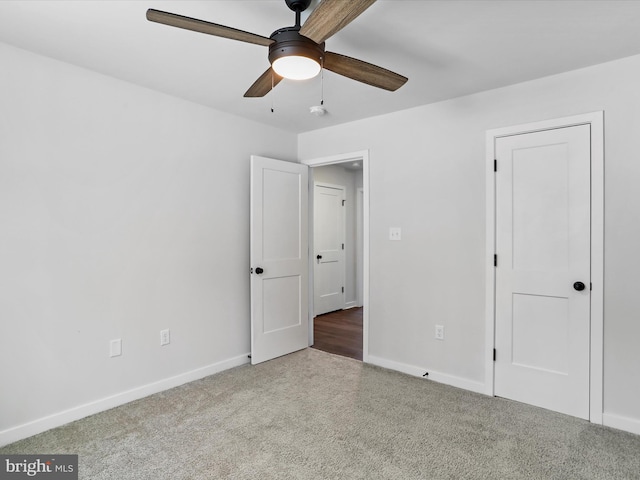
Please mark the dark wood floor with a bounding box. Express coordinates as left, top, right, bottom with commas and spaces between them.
311, 307, 363, 361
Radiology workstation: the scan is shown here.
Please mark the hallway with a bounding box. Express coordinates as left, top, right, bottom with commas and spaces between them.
311, 307, 363, 361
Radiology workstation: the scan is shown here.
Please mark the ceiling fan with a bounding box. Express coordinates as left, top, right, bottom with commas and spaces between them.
146, 0, 408, 97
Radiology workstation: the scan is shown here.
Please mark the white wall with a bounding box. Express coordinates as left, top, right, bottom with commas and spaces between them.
312, 165, 361, 307
0, 43, 297, 444
3, 39, 640, 443
299, 54, 640, 433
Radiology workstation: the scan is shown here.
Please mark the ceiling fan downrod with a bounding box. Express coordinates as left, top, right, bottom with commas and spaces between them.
285, 0, 312, 28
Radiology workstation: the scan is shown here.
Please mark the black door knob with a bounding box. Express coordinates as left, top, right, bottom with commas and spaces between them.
316, 255, 322, 260
573, 281, 586, 291
255, 267, 264, 274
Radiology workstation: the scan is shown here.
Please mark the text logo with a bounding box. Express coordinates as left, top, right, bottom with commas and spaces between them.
0, 455, 77, 479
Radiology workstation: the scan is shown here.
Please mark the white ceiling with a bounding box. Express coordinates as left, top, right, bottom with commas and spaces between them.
1, 0, 640, 133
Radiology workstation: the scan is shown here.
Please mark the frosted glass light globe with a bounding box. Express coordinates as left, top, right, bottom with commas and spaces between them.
272, 55, 321, 80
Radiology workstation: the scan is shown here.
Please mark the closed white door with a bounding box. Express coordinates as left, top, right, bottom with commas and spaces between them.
494, 124, 591, 419
250, 156, 308, 365
313, 184, 345, 315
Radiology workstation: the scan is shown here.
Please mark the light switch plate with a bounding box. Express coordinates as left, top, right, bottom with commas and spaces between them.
389, 227, 402, 241
160, 329, 170, 346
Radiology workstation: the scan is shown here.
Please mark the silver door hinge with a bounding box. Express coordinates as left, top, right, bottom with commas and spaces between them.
342, 199, 346, 206
341, 286, 344, 293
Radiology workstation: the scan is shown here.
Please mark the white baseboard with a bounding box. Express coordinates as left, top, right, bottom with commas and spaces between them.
365, 357, 640, 435
602, 412, 640, 436
366, 355, 486, 395
344, 301, 358, 309
0, 353, 250, 447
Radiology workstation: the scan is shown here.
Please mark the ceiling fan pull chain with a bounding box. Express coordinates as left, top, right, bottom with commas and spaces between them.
320, 57, 324, 106
271, 71, 275, 113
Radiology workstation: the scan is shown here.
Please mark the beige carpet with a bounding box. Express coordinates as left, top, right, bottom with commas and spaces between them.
2, 348, 639, 479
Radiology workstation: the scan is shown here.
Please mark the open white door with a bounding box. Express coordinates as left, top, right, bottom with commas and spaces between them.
313, 183, 345, 315
250, 155, 309, 365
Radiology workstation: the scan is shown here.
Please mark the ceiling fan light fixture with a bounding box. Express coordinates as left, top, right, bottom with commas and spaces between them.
272, 55, 321, 80
268, 28, 325, 81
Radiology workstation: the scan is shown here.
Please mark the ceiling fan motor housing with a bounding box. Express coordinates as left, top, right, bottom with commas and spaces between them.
268, 28, 325, 67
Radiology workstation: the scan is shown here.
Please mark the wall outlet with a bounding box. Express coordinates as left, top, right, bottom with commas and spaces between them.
389, 227, 402, 241
435, 325, 444, 340
110, 338, 122, 357
160, 329, 170, 346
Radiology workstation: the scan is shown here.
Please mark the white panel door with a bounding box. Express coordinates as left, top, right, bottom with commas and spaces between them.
314, 184, 345, 315
250, 156, 308, 365
495, 124, 591, 419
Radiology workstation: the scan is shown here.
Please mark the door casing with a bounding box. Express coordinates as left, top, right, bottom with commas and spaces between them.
356, 187, 364, 308
302, 151, 370, 362
485, 112, 604, 423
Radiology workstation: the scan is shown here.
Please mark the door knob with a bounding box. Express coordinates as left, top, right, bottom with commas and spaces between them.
316, 255, 322, 260
573, 281, 586, 291
255, 267, 264, 274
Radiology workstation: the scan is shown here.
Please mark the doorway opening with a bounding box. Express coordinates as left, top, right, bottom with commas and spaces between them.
302, 151, 369, 362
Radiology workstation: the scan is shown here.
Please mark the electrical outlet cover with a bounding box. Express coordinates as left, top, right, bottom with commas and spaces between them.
110, 339, 122, 357
389, 227, 402, 241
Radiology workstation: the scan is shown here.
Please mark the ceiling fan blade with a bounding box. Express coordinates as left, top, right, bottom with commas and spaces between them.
323, 51, 408, 91
244, 68, 283, 97
146, 9, 274, 47
299, 0, 376, 44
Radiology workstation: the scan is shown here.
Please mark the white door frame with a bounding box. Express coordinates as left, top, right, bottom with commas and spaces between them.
485, 112, 604, 423
356, 187, 364, 308
301, 150, 370, 362
313, 181, 346, 315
